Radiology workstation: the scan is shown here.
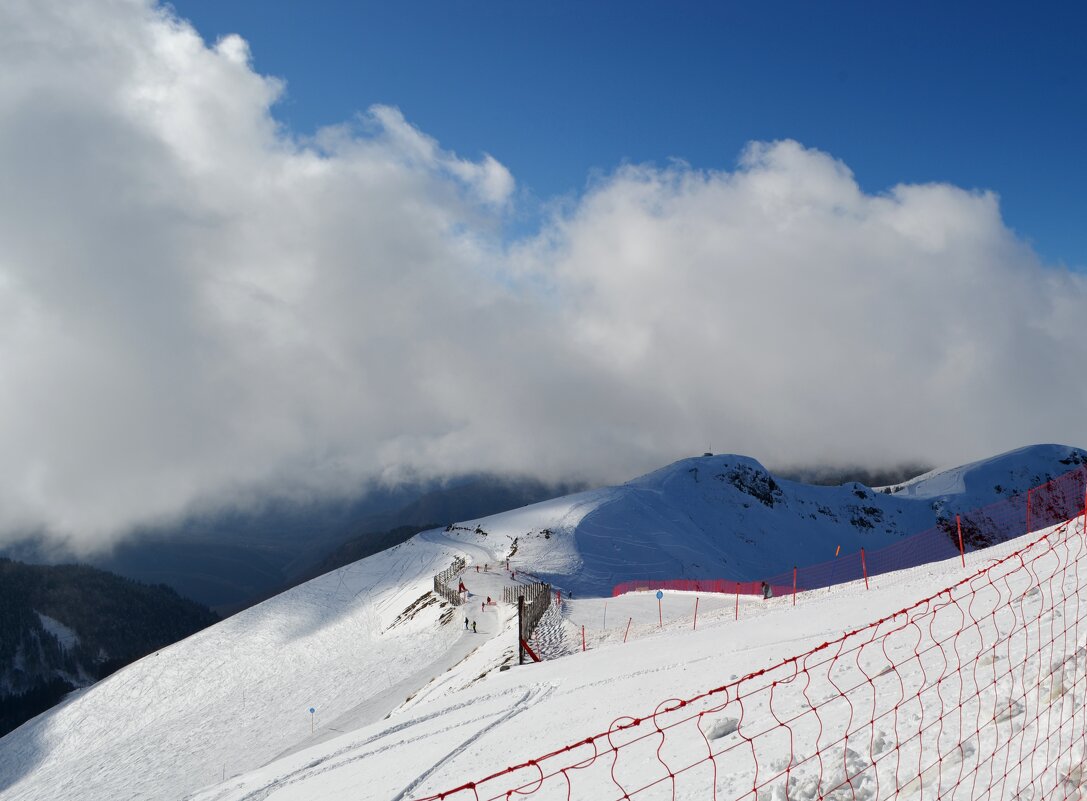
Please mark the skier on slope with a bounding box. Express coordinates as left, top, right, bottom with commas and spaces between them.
761, 581, 773, 600
472, 620, 477, 633
464, 616, 469, 629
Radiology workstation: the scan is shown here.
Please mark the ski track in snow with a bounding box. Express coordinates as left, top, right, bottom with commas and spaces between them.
388, 684, 555, 801
195, 685, 554, 801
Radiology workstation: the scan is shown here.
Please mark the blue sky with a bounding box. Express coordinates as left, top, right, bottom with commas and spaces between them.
172, 0, 1086, 267
5, 0, 1087, 546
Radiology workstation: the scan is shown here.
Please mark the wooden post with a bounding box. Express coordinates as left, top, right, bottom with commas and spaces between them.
956, 514, 965, 568
624, 617, 632, 643
581, 625, 586, 652
861, 548, 869, 590
518, 595, 525, 665
693, 597, 699, 630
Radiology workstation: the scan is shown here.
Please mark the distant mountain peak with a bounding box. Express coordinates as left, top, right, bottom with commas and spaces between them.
453, 443, 1087, 597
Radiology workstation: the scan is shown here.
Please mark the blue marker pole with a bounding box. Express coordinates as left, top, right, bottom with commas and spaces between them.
656, 590, 664, 628
309, 707, 316, 734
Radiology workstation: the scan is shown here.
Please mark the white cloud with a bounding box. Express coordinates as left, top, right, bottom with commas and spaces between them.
0, 0, 1084, 552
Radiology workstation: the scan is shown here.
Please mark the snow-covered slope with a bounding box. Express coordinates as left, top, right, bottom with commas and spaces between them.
0, 444, 1083, 801
189, 518, 1087, 801
0, 533, 474, 800
456, 444, 1087, 596
895, 443, 1084, 499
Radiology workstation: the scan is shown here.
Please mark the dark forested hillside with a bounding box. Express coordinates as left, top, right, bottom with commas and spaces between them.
0, 558, 218, 737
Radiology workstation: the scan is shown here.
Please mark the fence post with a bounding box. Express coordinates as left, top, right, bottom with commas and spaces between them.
581, 625, 586, 652
624, 617, 632, 643
518, 595, 525, 666
861, 548, 869, 590
956, 514, 965, 568
693, 597, 699, 630
792, 567, 797, 606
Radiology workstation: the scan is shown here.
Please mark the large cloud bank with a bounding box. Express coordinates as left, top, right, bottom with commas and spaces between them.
1, 0, 1084, 551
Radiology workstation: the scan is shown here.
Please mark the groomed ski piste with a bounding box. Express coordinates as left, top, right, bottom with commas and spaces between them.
1, 446, 1085, 801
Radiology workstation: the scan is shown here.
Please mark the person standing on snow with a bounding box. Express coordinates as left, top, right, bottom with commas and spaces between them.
464, 616, 469, 629
472, 620, 477, 633
761, 581, 773, 600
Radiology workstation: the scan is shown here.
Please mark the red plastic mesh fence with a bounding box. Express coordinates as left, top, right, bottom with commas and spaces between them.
414, 480, 1087, 801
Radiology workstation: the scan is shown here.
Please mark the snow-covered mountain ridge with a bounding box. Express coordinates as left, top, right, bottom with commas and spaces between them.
453, 443, 1087, 597
0, 443, 1083, 801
